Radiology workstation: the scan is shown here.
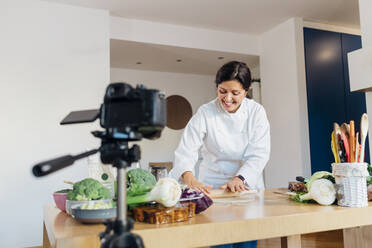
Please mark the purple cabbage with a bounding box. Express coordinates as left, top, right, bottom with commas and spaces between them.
181, 187, 213, 214
181, 187, 202, 198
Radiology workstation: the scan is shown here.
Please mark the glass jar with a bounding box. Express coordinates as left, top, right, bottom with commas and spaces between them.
150, 166, 168, 181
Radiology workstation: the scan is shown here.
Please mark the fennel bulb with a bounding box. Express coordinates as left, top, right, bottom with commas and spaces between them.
127, 177, 181, 207
306, 171, 334, 190
300, 179, 336, 205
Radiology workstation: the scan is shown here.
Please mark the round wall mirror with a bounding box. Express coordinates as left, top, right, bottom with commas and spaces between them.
166, 95, 193, 130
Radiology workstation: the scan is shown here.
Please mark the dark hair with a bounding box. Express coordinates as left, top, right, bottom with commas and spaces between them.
215, 61, 251, 91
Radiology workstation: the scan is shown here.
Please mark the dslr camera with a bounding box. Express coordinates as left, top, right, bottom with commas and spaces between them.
62, 82, 166, 140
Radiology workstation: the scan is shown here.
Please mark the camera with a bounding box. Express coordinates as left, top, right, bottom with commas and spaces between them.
61, 82, 166, 140
101, 83, 166, 136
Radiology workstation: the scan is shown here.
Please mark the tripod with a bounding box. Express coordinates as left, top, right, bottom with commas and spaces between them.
32, 128, 145, 248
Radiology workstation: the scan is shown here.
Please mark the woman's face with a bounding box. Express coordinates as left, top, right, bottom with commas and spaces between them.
217, 80, 247, 113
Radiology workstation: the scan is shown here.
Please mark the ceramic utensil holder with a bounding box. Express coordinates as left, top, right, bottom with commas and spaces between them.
332, 162, 369, 207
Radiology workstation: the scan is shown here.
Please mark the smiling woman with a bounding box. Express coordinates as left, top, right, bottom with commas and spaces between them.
169, 61, 270, 248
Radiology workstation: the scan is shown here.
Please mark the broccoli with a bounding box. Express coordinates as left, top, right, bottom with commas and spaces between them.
367, 165, 372, 185
67, 178, 111, 201
126, 168, 156, 197
367, 176, 372, 185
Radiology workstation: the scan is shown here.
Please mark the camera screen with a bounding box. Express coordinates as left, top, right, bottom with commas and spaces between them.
105, 101, 143, 127
60, 109, 100, 125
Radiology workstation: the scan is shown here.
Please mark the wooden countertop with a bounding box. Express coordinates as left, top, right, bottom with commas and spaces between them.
43, 189, 372, 248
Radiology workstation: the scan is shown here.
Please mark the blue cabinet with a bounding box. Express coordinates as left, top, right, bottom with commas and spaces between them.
304, 28, 369, 173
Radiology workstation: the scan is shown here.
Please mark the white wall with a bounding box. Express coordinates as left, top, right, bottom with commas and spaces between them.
0, 1, 109, 247
110, 68, 216, 170
260, 18, 311, 188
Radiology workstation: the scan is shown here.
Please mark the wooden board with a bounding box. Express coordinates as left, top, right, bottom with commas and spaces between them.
207, 189, 257, 199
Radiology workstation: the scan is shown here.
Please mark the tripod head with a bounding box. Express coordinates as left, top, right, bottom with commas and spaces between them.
32, 82, 166, 248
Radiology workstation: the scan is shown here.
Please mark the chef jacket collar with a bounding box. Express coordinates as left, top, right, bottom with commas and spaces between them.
215, 98, 247, 117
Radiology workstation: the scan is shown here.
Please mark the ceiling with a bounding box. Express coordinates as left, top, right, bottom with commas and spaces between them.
45, 0, 359, 34
45, 0, 360, 75
111, 39, 259, 75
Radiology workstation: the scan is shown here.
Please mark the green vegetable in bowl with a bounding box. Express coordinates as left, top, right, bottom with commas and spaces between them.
80, 201, 114, 210
67, 178, 111, 201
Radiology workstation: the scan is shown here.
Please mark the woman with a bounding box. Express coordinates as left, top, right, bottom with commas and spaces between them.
170, 61, 270, 248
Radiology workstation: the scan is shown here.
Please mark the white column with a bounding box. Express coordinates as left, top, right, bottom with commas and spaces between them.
260, 18, 311, 188
348, 0, 372, 159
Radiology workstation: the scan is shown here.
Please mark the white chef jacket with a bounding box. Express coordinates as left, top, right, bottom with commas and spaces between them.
170, 97, 270, 190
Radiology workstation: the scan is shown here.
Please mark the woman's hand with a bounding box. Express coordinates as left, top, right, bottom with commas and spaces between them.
221, 177, 249, 193
182, 171, 212, 194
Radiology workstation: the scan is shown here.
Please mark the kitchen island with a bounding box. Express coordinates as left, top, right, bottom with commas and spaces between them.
43, 189, 372, 248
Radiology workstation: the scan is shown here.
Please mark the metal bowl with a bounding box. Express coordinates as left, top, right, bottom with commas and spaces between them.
71, 206, 116, 224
